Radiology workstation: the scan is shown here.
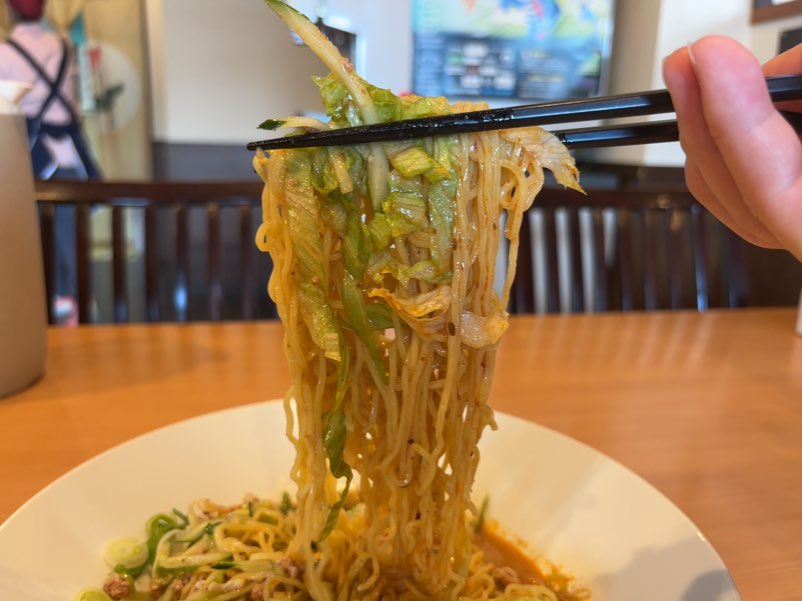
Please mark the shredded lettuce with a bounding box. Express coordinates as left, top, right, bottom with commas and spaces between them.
382, 192, 428, 237
428, 178, 456, 274
364, 302, 394, 331
342, 272, 386, 383
366, 213, 392, 250
319, 405, 352, 541
388, 171, 424, 195
366, 250, 407, 286
428, 137, 458, 274
310, 148, 340, 196
400, 95, 452, 120
284, 150, 343, 362
404, 260, 452, 285
319, 200, 348, 237
342, 211, 370, 279
314, 74, 352, 126
389, 146, 438, 178
368, 286, 452, 319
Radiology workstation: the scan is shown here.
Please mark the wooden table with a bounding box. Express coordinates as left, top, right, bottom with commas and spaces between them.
1, 309, 801, 601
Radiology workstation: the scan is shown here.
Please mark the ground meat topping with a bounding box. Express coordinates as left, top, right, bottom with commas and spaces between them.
102, 574, 130, 600
491, 565, 521, 586
172, 573, 192, 595
278, 555, 304, 580
250, 582, 265, 600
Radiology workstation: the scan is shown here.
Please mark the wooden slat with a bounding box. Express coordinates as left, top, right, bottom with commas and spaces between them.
207, 203, 222, 321
144, 205, 160, 322
617, 209, 634, 311
111, 206, 127, 323
724, 225, 749, 308
175, 204, 190, 323
239, 205, 255, 320
75, 204, 91, 323
667, 208, 685, 310
567, 207, 584, 313
38, 203, 56, 325
591, 208, 607, 312
690, 204, 709, 311
642, 209, 659, 311
542, 208, 560, 313
510, 211, 534, 313
629, 208, 647, 311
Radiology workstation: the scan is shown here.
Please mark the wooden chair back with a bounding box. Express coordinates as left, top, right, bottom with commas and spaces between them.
35, 179, 755, 323
35, 180, 275, 324
508, 186, 749, 313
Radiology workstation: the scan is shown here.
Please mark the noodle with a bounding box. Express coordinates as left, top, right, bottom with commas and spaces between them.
251, 122, 581, 600
248, 4, 583, 599
79, 3, 587, 601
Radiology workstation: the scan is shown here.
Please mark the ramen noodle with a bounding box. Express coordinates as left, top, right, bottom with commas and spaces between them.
78, 2, 586, 600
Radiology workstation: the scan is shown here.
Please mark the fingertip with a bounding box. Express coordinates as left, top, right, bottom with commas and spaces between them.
686, 35, 759, 77
662, 47, 698, 101
662, 47, 690, 88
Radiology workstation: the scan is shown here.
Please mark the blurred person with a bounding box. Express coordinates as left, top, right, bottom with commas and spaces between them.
0, 0, 101, 324
0, 0, 98, 179
663, 36, 802, 263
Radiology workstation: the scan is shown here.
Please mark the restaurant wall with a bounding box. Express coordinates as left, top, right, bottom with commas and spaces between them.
145, 0, 411, 146
144, 0, 802, 171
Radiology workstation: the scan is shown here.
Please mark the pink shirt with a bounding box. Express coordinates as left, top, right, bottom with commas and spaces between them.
0, 22, 80, 167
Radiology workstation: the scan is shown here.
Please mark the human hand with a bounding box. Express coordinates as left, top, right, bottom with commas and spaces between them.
662, 36, 802, 261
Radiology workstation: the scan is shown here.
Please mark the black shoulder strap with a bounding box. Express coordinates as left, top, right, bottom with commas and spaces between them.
5, 38, 51, 82
5, 37, 77, 122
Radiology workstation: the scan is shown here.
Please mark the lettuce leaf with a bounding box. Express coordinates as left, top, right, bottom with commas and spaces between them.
319, 405, 352, 541
428, 138, 458, 274
382, 192, 428, 237
284, 150, 343, 362
342, 272, 387, 384
314, 73, 404, 127
343, 211, 370, 279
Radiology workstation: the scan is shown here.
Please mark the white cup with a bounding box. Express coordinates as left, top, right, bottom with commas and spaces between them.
0, 88, 47, 398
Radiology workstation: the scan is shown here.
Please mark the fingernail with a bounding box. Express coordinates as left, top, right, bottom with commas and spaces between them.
686, 41, 698, 68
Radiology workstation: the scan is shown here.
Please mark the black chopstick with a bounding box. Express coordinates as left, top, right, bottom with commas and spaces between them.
557, 108, 802, 149
556, 120, 679, 149
247, 74, 802, 151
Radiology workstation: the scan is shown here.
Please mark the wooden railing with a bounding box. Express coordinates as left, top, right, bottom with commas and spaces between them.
34, 177, 751, 324
508, 185, 749, 313
35, 180, 271, 324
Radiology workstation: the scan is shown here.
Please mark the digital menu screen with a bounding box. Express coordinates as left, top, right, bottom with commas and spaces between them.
413, 0, 615, 102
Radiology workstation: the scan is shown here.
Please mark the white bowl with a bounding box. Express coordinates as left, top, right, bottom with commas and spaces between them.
0, 400, 739, 601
